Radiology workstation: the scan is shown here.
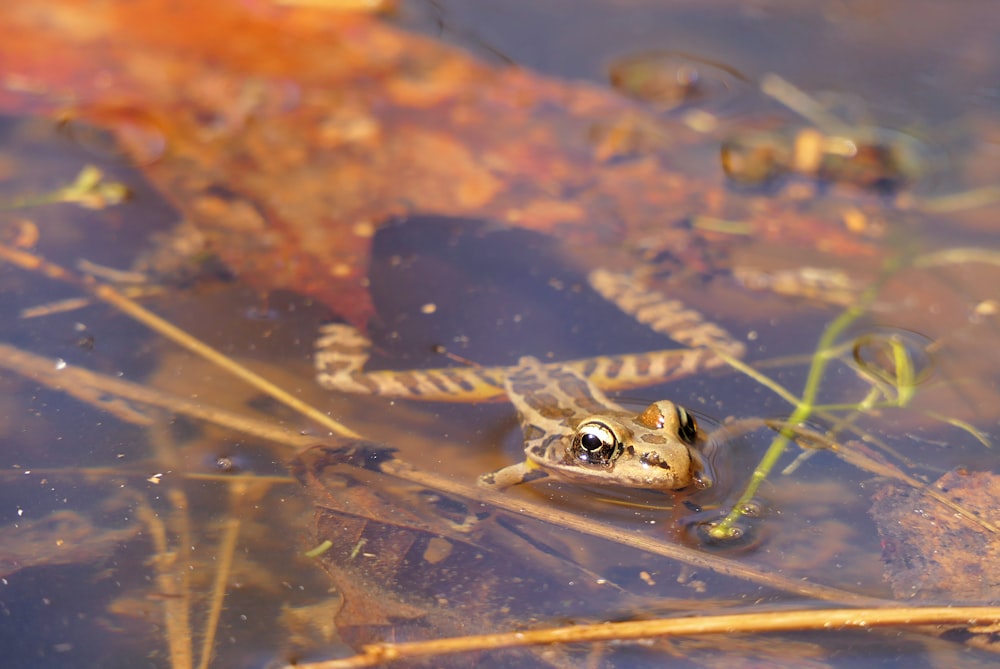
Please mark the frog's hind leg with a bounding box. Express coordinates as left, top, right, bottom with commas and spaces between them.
314, 323, 381, 394
315, 323, 509, 401
588, 268, 746, 365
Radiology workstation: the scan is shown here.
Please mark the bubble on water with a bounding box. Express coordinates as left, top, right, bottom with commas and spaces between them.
737, 499, 764, 518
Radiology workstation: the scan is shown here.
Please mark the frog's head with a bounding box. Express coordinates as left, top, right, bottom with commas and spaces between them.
564, 400, 702, 490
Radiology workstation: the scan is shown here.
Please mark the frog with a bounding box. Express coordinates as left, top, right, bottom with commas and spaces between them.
478, 355, 709, 490
314, 267, 737, 490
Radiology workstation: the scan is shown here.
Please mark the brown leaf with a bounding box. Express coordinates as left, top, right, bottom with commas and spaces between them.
292, 443, 625, 664
0, 509, 139, 578
871, 469, 1000, 603
0, 0, 876, 327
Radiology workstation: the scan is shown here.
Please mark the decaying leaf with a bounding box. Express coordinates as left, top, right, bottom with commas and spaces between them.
292, 442, 651, 666
295, 443, 883, 668
872, 469, 1000, 603
0, 509, 139, 578
872, 469, 1000, 652
0, 0, 876, 328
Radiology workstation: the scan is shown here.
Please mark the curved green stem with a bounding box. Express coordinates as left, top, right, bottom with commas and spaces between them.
708, 262, 892, 539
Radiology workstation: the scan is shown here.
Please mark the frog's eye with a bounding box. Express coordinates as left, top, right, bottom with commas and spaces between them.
572, 421, 622, 465
676, 406, 698, 444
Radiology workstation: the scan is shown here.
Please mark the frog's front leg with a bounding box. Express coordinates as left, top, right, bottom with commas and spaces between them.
479, 356, 609, 491
478, 460, 550, 489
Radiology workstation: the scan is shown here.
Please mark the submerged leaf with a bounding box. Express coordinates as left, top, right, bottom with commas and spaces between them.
0, 509, 139, 578
872, 469, 1000, 603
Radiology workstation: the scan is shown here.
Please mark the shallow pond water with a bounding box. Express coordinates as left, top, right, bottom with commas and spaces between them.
1, 1, 999, 668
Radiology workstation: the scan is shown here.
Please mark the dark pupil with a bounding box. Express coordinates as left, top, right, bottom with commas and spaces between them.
579, 432, 605, 453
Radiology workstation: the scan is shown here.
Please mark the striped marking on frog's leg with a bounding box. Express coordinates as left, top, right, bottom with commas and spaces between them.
314, 323, 380, 394
316, 324, 713, 402
588, 268, 746, 365
314, 323, 508, 401
561, 347, 719, 393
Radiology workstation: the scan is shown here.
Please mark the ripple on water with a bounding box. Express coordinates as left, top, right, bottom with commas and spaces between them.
851, 327, 935, 390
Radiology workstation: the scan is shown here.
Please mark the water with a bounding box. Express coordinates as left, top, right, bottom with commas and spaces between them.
1, 1, 999, 667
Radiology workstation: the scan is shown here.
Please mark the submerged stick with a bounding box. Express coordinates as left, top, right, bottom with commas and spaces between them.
0, 341, 320, 452
0, 242, 360, 439
136, 500, 194, 669
196, 481, 249, 669
367, 450, 888, 606
293, 605, 1000, 668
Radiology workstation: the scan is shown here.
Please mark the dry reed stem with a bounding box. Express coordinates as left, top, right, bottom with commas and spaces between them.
135, 500, 194, 669
0, 336, 874, 607
196, 480, 249, 669
0, 242, 360, 438
0, 341, 320, 452
295, 606, 1000, 668
375, 456, 889, 606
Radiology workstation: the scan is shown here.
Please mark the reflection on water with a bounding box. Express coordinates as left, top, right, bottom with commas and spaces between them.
2, 2, 1000, 668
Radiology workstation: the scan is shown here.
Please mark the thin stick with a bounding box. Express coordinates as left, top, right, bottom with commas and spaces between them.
196, 481, 248, 669
0, 466, 295, 485
373, 455, 889, 606
20, 285, 165, 318
830, 441, 1000, 534
291, 605, 1000, 668
914, 247, 1000, 269
0, 243, 360, 439
168, 487, 195, 669
0, 341, 320, 451
759, 73, 853, 135
0, 338, 887, 603
135, 501, 194, 669
916, 186, 1000, 213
